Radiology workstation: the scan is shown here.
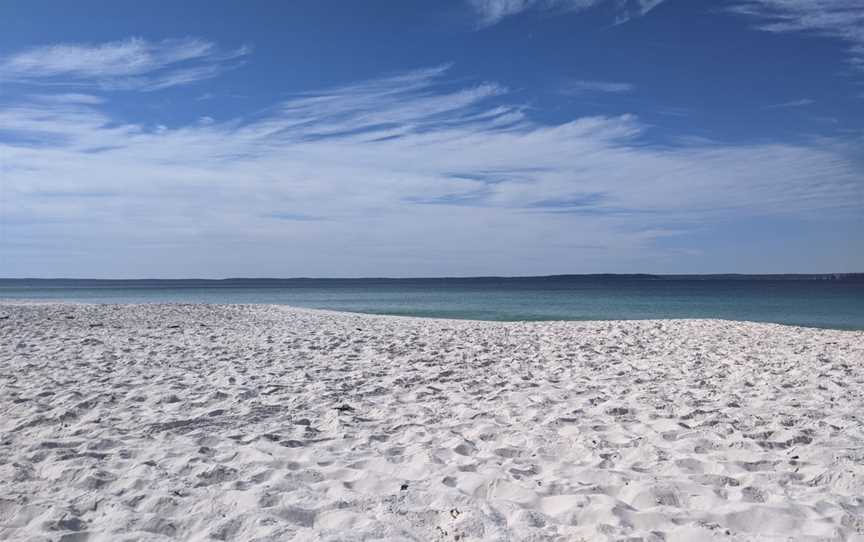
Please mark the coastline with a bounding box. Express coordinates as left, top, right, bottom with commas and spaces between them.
2, 299, 863, 332
2, 303, 863, 540
3, 275, 863, 332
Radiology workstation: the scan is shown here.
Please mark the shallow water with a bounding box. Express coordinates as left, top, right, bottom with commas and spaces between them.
1, 276, 863, 330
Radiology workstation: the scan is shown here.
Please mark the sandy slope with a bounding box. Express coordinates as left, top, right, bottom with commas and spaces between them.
1, 303, 863, 541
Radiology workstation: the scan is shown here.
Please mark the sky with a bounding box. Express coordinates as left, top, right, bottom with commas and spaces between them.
0, 0, 862, 278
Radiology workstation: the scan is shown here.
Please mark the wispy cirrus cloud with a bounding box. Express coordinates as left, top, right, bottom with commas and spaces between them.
766, 98, 815, 108
0, 37, 249, 91
728, 1, 864, 71
564, 79, 635, 94
29, 93, 106, 105
1, 63, 861, 276
467, 0, 665, 27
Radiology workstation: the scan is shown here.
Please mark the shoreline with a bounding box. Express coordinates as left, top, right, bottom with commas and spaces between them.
2, 300, 863, 333
2, 303, 863, 540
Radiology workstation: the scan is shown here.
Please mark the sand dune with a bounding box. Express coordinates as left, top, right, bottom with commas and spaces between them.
1, 303, 863, 541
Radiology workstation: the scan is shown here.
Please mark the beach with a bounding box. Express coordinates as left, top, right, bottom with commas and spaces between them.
1, 303, 863, 541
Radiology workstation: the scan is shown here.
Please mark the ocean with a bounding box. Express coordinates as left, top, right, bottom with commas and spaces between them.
1, 275, 863, 330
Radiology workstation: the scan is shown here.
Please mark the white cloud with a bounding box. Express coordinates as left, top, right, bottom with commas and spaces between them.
565, 79, 635, 94
467, 0, 665, 27
1, 65, 861, 276
766, 98, 815, 108
0, 37, 249, 91
728, 1, 864, 71
29, 93, 105, 105
614, 0, 666, 24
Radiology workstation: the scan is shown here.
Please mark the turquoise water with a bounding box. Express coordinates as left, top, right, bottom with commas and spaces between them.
1, 276, 863, 330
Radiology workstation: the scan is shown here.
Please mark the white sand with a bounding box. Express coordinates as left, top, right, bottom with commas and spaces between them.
1, 303, 863, 541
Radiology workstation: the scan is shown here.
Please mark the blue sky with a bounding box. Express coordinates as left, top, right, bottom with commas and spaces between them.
1, 0, 862, 277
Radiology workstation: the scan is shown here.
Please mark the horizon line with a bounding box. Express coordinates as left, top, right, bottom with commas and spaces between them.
1, 272, 862, 282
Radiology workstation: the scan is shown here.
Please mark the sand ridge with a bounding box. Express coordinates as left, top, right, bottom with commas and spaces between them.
1, 303, 863, 541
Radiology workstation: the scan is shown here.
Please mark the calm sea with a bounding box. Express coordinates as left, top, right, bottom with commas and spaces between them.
1, 276, 863, 330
